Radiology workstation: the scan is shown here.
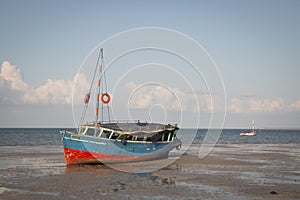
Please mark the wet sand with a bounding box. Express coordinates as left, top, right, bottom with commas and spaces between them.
0, 144, 299, 199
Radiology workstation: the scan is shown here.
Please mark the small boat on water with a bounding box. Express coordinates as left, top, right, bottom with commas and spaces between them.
60, 48, 181, 166
240, 120, 256, 136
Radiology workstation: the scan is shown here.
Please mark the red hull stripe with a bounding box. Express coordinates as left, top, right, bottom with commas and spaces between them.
64, 148, 167, 166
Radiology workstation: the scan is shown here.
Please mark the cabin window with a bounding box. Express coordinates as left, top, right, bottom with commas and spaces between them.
128, 135, 133, 140
96, 130, 102, 137
79, 127, 86, 135
101, 130, 112, 138
162, 131, 170, 142
135, 136, 144, 141
85, 128, 95, 136
167, 131, 172, 142
110, 132, 119, 139
169, 131, 174, 141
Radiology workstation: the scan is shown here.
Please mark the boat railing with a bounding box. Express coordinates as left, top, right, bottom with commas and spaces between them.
82, 119, 145, 125
82, 120, 177, 127
80, 120, 178, 133
100, 119, 145, 124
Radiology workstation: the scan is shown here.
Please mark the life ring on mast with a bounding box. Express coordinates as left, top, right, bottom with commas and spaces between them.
84, 93, 90, 104
101, 93, 111, 104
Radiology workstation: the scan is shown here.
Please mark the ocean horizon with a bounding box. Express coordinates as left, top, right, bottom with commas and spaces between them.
1, 128, 299, 147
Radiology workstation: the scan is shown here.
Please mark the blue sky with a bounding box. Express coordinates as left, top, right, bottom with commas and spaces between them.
0, 0, 300, 128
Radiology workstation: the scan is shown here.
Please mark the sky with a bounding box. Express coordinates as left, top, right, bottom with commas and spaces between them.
0, 0, 300, 128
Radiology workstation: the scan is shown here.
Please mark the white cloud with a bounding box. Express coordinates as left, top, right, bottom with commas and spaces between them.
0, 61, 29, 91
2, 61, 299, 115
228, 97, 300, 113
23, 79, 74, 104
124, 81, 300, 114
124, 81, 215, 113
0, 61, 89, 105
289, 100, 300, 111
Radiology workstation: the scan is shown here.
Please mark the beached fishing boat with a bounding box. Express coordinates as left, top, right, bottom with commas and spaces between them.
240, 120, 256, 136
60, 48, 181, 166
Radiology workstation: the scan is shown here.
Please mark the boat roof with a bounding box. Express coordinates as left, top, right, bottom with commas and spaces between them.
81, 122, 178, 132
100, 122, 177, 132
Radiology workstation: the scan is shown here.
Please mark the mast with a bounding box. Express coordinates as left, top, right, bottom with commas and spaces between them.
251, 120, 255, 132
95, 48, 103, 128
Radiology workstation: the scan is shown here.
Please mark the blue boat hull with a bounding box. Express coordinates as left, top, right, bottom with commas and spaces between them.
62, 132, 181, 165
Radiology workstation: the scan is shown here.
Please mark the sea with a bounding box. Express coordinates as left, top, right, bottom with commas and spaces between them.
1, 128, 300, 147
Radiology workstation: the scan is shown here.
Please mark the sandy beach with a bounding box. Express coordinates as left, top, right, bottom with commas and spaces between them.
0, 144, 299, 200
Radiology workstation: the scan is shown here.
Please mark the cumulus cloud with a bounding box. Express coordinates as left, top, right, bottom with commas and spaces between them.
22, 79, 73, 104
2, 61, 299, 115
124, 81, 216, 113
288, 100, 300, 111
0, 61, 89, 105
0, 61, 29, 91
124, 81, 300, 114
228, 96, 300, 113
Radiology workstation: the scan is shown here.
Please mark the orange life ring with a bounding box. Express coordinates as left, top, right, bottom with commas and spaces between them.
101, 93, 111, 104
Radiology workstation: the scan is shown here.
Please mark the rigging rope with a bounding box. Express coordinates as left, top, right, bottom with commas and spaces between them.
78, 48, 111, 127
103, 71, 111, 122
78, 49, 102, 127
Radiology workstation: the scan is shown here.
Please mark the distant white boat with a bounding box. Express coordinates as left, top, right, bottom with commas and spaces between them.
240, 120, 256, 136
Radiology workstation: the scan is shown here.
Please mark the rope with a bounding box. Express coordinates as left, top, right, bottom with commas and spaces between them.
103, 71, 111, 122
79, 49, 102, 126
78, 48, 111, 126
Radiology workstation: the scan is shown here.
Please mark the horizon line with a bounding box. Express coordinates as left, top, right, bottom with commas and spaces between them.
0, 126, 300, 130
